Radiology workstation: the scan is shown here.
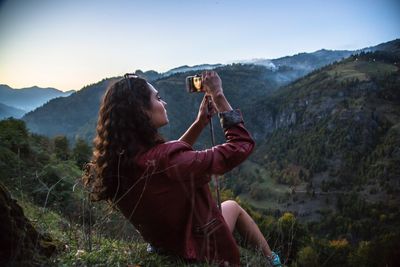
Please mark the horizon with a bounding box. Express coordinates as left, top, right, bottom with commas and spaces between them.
1, 38, 398, 92
0, 0, 399, 92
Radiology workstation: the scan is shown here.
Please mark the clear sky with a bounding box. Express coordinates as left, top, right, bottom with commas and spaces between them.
0, 0, 399, 91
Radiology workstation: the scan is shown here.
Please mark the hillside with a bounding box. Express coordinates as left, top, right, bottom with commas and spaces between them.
1, 116, 399, 266
232, 49, 400, 225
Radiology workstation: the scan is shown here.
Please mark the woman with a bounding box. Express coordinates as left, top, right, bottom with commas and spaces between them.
84, 71, 281, 266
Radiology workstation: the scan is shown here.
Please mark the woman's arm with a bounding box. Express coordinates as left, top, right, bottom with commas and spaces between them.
164, 117, 255, 187
178, 94, 216, 146
178, 120, 205, 147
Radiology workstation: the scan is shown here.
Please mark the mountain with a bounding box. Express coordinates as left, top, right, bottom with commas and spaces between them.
21, 39, 399, 146
22, 78, 115, 142
17, 51, 351, 142
0, 102, 26, 119
0, 85, 75, 114
239, 49, 353, 70
238, 49, 356, 87
21, 64, 278, 144
271, 49, 354, 71
363, 38, 400, 55
133, 70, 164, 81
235, 39, 399, 87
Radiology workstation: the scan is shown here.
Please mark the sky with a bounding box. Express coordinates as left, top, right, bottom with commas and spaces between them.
0, 0, 399, 92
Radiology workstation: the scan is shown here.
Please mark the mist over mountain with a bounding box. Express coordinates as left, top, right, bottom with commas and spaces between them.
0, 85, 75, 117
233, 40, 399, 87
0, 102, 26, 119
237, 49, 356, 86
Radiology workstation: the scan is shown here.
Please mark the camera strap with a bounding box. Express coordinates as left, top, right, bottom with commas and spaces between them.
207, 96, 222, 212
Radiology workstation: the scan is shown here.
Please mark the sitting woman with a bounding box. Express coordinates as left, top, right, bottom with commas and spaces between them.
83, 71, 282, 266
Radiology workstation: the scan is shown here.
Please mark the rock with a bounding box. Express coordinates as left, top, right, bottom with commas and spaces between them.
0, 182, 59, 266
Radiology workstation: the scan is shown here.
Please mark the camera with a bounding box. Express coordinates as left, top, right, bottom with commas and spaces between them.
186, 74, 204, 93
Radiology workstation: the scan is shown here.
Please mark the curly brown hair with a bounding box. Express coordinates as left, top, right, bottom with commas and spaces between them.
83, 76, 165, 201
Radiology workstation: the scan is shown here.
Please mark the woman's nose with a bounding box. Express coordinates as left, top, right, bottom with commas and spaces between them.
162, 100, 167, 107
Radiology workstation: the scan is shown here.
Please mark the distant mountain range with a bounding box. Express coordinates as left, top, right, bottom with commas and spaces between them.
4, 40, 399, 122
0, 85, 75, 119
135, 46, 389, 91
3, 40, 394, 121
137, 51, 358, 87
20, 39, 399, 143
237, 49, 354, 71
0, 102, 26, 119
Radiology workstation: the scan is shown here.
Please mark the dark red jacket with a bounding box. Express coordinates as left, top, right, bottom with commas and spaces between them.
116, 122, 255, 266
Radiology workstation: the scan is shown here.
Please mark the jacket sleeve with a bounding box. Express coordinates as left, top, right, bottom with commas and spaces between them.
161, 110, 255, 186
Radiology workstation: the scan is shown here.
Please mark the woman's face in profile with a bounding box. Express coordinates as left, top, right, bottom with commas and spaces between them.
146, 83, 169, 128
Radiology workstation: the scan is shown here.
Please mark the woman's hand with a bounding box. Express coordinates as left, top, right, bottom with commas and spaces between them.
202, 71, 223, 98
201, 71, 232, 113
196, 94, 217, 127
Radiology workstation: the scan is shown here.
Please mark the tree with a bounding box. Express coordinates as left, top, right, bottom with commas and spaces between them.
53, 135, 69, 161
275, 212, 308, 264
0, 118, 30, 156
72, 138, 92, 169
0, 118, 30, 188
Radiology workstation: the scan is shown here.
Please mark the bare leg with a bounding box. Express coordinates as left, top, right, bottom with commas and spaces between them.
221, 200, 273, 257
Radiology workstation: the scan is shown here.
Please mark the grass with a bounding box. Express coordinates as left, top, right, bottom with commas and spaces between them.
327, 61, 369, 82
55, 237, 184, 267
16, 193, 276, 266
18, 197, 69, 241
243, 160, 290, 194
327, 60, 398, 82
238, 160, 291, 210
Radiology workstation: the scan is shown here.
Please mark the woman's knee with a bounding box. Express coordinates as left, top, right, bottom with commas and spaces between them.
222, 200, 243, 218
222, 200, 240, 211
222, 200, 242, 232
